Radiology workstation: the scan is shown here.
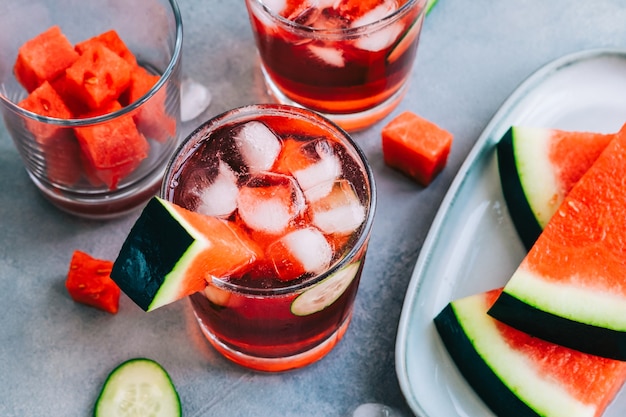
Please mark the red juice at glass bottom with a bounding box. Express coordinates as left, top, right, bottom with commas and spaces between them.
245, 0, 426, 129
162, 105, 375, 371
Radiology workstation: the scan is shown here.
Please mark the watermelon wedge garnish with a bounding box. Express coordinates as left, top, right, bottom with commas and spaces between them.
110, 197, 260, 311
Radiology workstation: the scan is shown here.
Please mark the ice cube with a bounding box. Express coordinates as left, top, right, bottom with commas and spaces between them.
351, 1, 403, 51
195, 161, 239, 218
237, 172, 305, 234
269, 227, 333, 280
233, 121, 282, 174
318, 0, 341, 9
176, 159, 220, 212
310, 179, 366, 235
307, 44, 345, 67
180, 78, 212, 122
292, 140, 342, 201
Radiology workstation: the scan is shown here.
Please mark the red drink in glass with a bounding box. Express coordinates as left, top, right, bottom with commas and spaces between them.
161, 104, 376, 371
245, 0, 427, 131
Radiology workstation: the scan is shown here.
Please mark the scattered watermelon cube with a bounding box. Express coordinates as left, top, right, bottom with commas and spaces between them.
65, 250, 120, 314
381, 111, 453, 186
13, 25, 79, 92
18, 81, 82, 185
74, 101, 149, 189
74, 29, 137, 66
65, 42, 133, 110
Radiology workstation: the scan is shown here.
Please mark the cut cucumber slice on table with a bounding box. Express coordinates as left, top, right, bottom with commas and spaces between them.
291, 262, 360, 316
94, 358, 181, 417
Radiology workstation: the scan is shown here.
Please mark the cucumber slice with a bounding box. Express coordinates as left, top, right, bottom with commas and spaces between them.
386, 18, 421, 64
94, 358, 181, 417
291, 262, 360, 316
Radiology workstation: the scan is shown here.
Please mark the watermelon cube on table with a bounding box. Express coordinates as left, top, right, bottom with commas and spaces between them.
18, 81, 82, 185
381, 111, 453, 186
65, 42, 133, 110
66, 250, 120, 314
73, 101, 149, 189
74, 29, 137, 66
435, 288, 626, 417
13, 25, 79, 92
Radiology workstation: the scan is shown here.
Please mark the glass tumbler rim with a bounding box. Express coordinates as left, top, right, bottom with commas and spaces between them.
0, 0, 184, 127
160, 103, 378, 297
248, 0, 424, 38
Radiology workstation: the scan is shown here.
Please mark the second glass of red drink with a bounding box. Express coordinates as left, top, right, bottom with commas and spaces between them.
245, 0, 428, 131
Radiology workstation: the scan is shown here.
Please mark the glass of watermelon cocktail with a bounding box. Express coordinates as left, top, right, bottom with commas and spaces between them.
161, 104, 376, 372
245, 0, 427, 132
0, 0, 182, 219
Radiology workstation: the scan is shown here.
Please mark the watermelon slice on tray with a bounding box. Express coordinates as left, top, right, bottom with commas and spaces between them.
435, 288, 626, 417
497, 125, 614, 250
489, 123, 626, 360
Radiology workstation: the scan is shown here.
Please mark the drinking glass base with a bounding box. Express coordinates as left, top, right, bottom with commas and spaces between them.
194, 312, 353, 372
260, 65, 408, 133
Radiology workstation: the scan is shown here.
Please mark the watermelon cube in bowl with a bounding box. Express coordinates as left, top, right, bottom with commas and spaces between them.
0, 0, 183, 219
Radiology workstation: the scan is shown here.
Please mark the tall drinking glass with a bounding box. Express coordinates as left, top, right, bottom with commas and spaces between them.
161, 104, 376, 371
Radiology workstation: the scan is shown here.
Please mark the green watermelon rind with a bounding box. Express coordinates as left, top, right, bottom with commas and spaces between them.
111, 197, 210, 312
435, 294, 600, 417
497, 126, 554, 250
489, 269, 626, 359
510, 126, 562, 228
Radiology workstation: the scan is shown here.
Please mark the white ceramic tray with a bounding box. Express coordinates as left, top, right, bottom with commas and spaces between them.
395, 49, 626, 417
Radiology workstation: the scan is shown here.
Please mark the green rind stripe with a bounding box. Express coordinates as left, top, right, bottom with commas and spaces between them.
489, 290, 626, 360
513, 126, 560, 228
437, 295, 597, 417
497, 127, 542, 250
434, 302, 541, 417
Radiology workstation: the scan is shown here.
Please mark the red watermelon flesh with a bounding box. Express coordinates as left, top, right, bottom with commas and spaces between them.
125, 66, 174, 143
490, 123, 626, 359
13, 25, 79, 92
547, 129, 614, 199
381, 111, 453, 186
18, 81, 82, 185
65, 42, 133, 110
435, 288, 626, 417
65, 250, 120, 314
74, 30, 137, 66
497, 126, 615, 250
73, 101, 149, 189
